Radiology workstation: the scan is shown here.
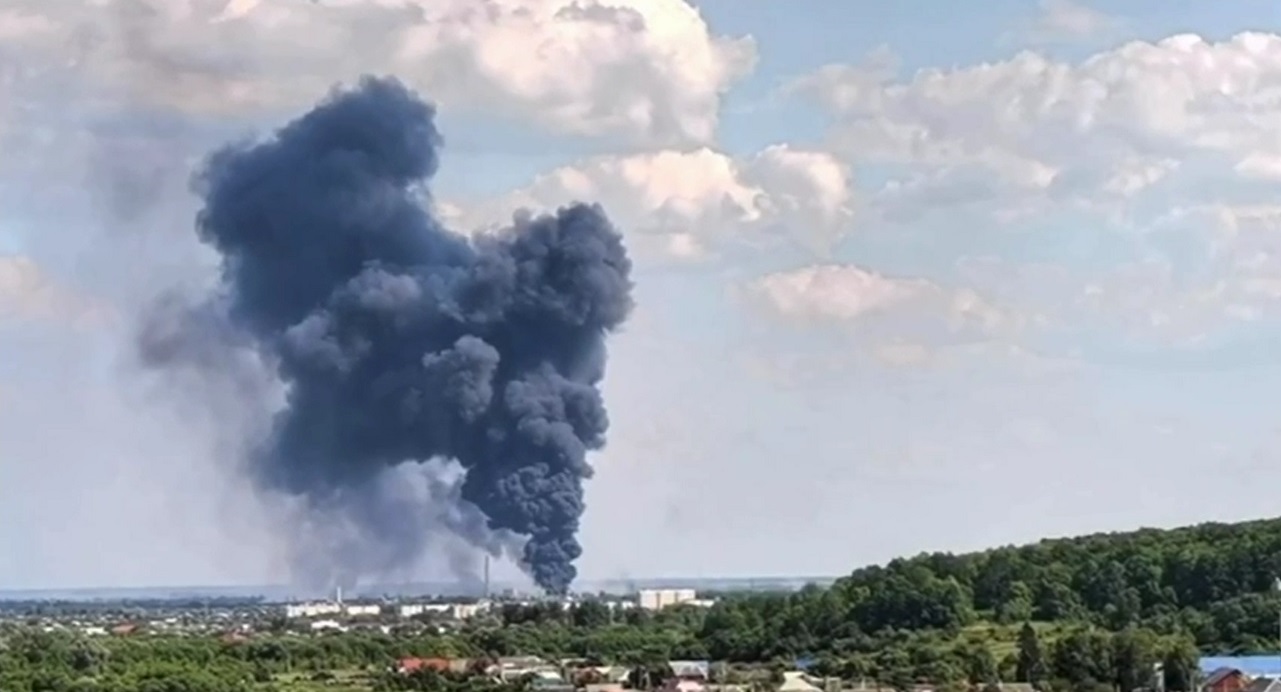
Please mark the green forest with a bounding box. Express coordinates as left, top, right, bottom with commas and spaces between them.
6, 516, 1281, 692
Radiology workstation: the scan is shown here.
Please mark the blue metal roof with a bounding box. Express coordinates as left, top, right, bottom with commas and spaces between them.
1200, 657, 1281, 678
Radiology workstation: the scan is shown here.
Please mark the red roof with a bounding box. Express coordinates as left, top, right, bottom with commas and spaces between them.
399, 658, 451, 674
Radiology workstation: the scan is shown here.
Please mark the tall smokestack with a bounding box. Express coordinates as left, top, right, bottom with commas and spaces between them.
142, 76, 634, 595
484, 555, 490, 599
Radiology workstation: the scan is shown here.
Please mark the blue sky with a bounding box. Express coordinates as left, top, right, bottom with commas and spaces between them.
3, 0, 1281, 591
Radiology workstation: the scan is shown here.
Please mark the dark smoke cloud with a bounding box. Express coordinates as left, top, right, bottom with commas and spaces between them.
144, 76, 634, 594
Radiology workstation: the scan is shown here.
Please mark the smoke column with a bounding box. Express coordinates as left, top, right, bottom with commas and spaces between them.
152, 76, 633, 594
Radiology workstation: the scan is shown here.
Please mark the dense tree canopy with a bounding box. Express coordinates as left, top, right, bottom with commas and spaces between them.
4, 517, 1281, 692
693, 517, 1281, 660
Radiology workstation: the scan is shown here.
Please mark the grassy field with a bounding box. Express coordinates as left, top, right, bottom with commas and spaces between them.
269, 667, 376, 691
957, 621, 1064, 660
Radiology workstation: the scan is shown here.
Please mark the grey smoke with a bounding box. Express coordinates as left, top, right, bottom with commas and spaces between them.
141, 76, 634, 593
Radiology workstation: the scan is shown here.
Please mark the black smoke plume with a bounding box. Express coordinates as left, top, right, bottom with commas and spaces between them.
148, 76, 633, 594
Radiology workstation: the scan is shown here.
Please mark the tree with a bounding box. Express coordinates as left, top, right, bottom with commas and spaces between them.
886, 667, 915, 692
1162, 639, 1200, 692
1111, 628, 1157, 692
570, 602, 611, 629
998, 582, 1035, 624
1051, 628, 1114, 688
962, 645, 999, 686
1016, 623, 1048, 688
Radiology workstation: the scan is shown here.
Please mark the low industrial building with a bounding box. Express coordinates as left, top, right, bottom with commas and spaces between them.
638, 589, 697, 610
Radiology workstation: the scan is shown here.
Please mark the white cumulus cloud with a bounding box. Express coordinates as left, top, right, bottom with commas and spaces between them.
0, 0, 755, 146
752, 264, 931, 322
749, 263, 1011, 349
783, 31, 1281, 340
793, 32, 1281, 222
455, 145, 857, 261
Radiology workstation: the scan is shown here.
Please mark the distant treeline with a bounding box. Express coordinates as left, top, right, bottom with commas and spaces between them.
0, 595, 266, 615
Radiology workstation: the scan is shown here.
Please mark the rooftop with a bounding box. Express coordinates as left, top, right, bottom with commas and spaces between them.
1200, 657, 1281, 678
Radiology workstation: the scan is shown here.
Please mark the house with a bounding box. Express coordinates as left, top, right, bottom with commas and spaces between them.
778, 673, 821, 692
530, 670, 575, 692
669, 661, 711, 681
1245, 678, 1281, 692
499, 656, 548, 670
397, 658, 452, 675
1203, 667, 1249, 692
494, 656, 559, 682
1202, 658, 1281, 680
660, 680, 707, 692
575, 666, 631, 685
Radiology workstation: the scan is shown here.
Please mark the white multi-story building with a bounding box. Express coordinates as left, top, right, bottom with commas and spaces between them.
398, 603, 423, 618
637, 588, 697, 611
399, 603, 451, 618
398, 601, 492, 620
453, 602, 490, 619
284, 602, 342, 619
344, 604, 381, 617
